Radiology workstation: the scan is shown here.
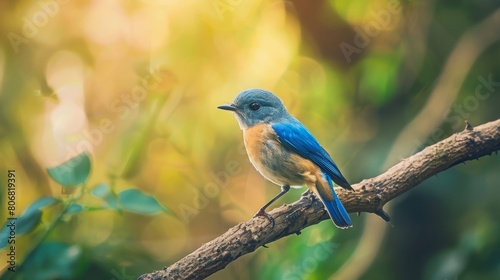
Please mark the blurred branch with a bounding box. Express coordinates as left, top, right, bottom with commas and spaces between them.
388, 9, 500, 160
337, 10, 500, 279
139, 119, 500, 280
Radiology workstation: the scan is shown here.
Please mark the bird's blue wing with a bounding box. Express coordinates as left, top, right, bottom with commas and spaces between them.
272, 121, 353, 190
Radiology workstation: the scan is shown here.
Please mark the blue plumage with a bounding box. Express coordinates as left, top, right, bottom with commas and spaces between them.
272, 121, 353, 190
272, 122, 352, 227
218, 89, 354, 229
319, 172, 352, 228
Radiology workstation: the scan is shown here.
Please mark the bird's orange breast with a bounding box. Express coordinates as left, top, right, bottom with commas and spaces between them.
243, 123, 272, 160
242, 123, 329, 194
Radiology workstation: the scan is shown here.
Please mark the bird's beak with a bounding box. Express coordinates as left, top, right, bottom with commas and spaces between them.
217, 104, 237, 111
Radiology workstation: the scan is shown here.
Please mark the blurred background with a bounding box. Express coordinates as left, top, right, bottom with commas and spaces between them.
0, 0, 499, 279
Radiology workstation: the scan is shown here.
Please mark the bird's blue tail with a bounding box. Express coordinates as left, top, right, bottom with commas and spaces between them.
323, 190, 352, 229
316, 173, 352, 229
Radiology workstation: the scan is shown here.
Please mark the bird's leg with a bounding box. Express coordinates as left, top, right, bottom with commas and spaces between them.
255, 185, 291, 215
254, 185, 291, 227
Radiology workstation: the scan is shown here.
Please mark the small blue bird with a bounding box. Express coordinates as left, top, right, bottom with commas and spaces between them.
218, 89, 353, 229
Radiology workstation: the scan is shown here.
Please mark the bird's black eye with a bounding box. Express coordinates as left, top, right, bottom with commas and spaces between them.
249, 102, 261, 111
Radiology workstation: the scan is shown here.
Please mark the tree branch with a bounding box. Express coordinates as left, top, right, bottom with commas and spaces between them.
139, 119, 500, 280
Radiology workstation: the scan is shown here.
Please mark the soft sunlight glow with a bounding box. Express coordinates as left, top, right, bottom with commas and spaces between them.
84, 1, 127, 45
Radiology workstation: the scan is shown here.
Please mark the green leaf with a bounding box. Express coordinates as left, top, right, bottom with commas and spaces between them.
1, 210, 42, 248
118, 188, 170, 215
67, 204, 85, 214
0, 213, 32, 248
1, 197, 60, 248
17, 209, 43, 235
20, 242, 82, 279
26, 197, 60, 212
92, 183, 111, 197
0, 228, 9, 248
47, 152, 91, 188
91, 183, 119, 211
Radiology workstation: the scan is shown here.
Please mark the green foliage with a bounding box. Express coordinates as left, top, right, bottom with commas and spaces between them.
118, 188, 171, 215
358, 52, 402, 106
47, 152, 91, 188
91, 183, 120, 211
7, 152, 171, 277
0, 197, 60, 248
25, 197, 61, 211
91, 183, 170, 214
66, 203, 85, 214
20, 242, 82, 280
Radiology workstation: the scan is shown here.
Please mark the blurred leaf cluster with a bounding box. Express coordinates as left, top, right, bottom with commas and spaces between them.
1, 152, 169, 279
0, 0, 499, 279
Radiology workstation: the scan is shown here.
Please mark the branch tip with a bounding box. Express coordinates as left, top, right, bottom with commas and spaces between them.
374, 209, 391, 222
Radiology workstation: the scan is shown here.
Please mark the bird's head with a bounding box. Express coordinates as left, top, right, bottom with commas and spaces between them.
218, 89, 288, 130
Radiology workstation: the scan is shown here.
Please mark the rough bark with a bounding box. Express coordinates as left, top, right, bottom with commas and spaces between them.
139, 119, 500, 280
